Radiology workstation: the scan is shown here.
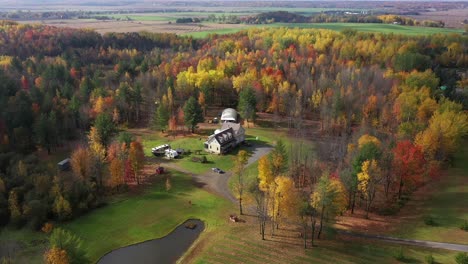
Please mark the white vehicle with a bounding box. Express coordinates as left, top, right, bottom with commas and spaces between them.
151, 144, 171, 156
165, 149, 179, 159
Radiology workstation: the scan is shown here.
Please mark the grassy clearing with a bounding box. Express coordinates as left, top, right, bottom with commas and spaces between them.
184, 22, 464, 38
1, 171, 232, 263
139, 127, 277, 174
392, 144, 468, 244
191, 214, 460, 264
0, 228, 46, 264
63, 171, 231, 263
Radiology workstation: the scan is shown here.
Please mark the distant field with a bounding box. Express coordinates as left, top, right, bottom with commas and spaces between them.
184, 22, 464, 38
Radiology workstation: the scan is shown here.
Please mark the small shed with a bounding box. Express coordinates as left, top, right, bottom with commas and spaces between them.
57, 158, 71, 171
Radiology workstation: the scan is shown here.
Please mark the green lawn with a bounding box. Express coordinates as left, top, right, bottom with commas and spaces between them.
192, 214, 460, 264
64, 171, 231, 263
392, 143, 468, 244
184, 22, 464, 38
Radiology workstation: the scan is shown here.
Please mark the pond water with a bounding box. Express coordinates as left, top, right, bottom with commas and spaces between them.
98, 219, 205, 264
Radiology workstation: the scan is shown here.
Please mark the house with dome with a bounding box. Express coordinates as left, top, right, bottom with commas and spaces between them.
204, 108, 245, 154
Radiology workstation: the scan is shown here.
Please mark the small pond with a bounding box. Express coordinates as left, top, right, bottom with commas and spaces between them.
98, 219, 205, 264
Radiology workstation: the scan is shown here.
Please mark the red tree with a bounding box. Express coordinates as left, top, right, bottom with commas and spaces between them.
393, 140, 426, 199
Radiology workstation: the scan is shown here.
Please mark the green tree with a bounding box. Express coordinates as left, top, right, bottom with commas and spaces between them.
183, 96, 204, 133
34, 112, 57, 155
152, 103, 169, 131
238, 87, 257, 127
271, 139, 288, 177
49, 228, 89, 264
94, 113, 115, 149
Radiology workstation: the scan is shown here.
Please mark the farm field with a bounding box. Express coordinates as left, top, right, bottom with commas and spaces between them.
185, 22, 464, 38
20, 16, 464, 37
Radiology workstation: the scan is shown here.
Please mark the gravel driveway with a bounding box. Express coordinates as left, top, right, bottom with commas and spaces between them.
162, 143, 272, 203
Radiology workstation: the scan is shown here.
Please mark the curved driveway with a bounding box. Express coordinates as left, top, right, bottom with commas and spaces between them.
162, 144, 272, 203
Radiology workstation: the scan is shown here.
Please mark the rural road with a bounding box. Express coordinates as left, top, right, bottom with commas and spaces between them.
162, 143, 273, 203
339, 230, 468, 252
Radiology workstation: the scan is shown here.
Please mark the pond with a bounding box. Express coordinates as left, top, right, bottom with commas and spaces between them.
98, 219, 205, 264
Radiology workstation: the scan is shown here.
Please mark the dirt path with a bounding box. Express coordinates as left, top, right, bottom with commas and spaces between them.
339, 230, 468, 252
162, 144, 272, 203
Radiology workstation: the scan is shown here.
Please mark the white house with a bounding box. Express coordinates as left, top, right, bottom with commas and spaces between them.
204, 127, 236, 154
221, 122, 245, 145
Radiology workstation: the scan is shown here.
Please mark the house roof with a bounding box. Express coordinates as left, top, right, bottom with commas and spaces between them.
221, 122, 244, 135
206, 127, 235, 146
221, 108, 237, 121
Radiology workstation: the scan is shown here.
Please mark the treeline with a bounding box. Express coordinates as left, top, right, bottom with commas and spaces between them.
0, 21, 466, 231
242, 11, 445, 28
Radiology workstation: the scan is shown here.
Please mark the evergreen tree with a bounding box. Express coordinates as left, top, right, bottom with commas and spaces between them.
183, 96, 204, 133
238, 87, 257, 126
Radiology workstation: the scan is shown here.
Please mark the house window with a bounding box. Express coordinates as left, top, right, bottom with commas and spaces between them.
204, 143, 208, 149
217, 147, 219, 151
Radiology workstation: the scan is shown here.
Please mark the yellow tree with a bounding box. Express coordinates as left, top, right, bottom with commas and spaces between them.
88, 127, 106, 162
128, 141, 145, 185
44, 247, 69, 264
70, 147, 92, 181
233, 150, 249, 215
415, 110, 468, 161
358, 134, 381, 149
311, 172, 347, 239
357, 160, 382, 218
258, 156, 274, 192
108, 158, 124, 190
274, 176, 301, 228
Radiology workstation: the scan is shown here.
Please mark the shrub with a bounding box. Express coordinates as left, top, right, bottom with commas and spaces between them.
424, 215, 437, 226
425, 253, 435, 264
460, 220, 468, 231
455, 253, 468, 264
393, 247, 405, 261
201, 156, 207, 163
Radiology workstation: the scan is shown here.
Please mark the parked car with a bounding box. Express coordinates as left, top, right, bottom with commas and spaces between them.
211, 167, 225, 174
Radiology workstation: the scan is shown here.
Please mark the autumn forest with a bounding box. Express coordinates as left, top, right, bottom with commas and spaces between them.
0, 18, 467, 263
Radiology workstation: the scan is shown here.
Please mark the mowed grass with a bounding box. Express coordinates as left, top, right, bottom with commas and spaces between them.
185, 22, 464, 38
64, 171, 232, 263
392, 143, 468, 244
191, 215, 460, 264
140, 127, 277, 174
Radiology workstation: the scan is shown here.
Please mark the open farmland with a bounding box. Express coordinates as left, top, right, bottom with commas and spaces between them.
19, 19, 251, 35
21, 18, 464, 37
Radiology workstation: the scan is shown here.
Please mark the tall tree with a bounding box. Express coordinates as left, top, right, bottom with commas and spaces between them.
233, 150, 249, 215
393, 140, 425, 199
34, 112, 57, 154
128, 141, 145, 185
238, 87, 257, 127
93, 113, 115, 149
183, 96, 204, 133
357, 159, 382, 218
271, 139, 288, 177
311, 172, 347, 239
